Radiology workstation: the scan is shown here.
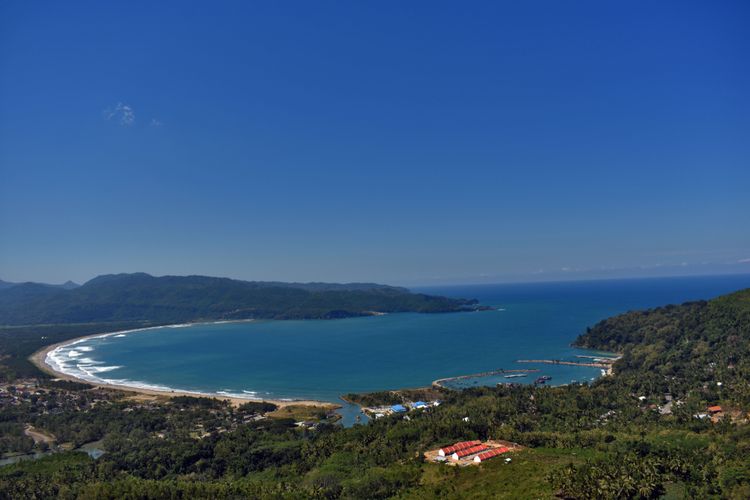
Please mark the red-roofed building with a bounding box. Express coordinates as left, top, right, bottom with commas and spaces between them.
451, 444, 488, 460
708, 405, 723, 414
438, 440, 481, 457
473, 447, 509, 463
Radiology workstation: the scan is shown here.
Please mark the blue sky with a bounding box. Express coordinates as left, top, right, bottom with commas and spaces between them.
1, 1, 749, 286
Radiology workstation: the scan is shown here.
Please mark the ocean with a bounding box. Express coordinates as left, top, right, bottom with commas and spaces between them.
46, 274, 750, 424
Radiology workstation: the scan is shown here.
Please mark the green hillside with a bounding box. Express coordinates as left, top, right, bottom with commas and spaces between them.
576, 288, 750, 406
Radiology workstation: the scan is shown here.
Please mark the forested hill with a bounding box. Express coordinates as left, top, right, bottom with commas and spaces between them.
575, 288, 750, 405
0, 273, 480, 326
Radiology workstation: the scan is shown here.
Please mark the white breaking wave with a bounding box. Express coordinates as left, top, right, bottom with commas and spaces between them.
43, 320, 270, 402
83, 365, 122, 373
78, 365, 123, 378
217, 390, 263, 400
78, 357, 103, 365
44, 324, 179, 382
96, 378, 180, 393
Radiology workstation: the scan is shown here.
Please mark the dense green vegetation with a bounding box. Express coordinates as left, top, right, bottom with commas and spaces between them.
1, 288, 749, 498
576, 289, 750, 407
0, 273, 481, 325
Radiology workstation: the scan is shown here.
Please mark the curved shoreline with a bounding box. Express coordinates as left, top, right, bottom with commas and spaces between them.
29, 323, 338, 410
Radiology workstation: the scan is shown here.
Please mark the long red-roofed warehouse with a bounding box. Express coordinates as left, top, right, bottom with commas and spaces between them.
473, 447, 509, 463
438, 440, 481, 457
451, 444, 488, 460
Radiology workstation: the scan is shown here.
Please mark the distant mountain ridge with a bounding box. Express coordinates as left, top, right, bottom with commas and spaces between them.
0, 273, 481, 326
0, 279, 79, 290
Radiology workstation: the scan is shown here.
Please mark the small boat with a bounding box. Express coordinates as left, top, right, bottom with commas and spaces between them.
503, 374, 527, 379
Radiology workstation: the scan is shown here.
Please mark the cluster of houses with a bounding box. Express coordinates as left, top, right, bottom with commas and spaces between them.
370, 400, 441, 419
695, 405, 725, 422
389, 400, 438, 412
0, 382, 103, 414
0, 380, 282, 444
633, 393, 734, 423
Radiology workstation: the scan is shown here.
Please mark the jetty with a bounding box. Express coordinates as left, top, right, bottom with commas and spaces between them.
574, 355, 619, 362
516, 359, 610, 368
433, 368, 540, 389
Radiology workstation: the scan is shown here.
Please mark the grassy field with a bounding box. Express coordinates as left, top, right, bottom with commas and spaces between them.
266, 404, 332, 422
401, 448, 601, 499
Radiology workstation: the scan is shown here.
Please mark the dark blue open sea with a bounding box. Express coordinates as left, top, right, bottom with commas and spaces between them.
47, 274, 750, 424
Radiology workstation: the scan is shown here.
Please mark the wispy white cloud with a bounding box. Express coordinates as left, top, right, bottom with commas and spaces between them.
104, 102, 135, 126
739, 258, 750, 264
149, 118, 163, 127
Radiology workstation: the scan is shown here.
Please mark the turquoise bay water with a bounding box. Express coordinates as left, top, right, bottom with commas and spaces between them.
48, 275, 750, 407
